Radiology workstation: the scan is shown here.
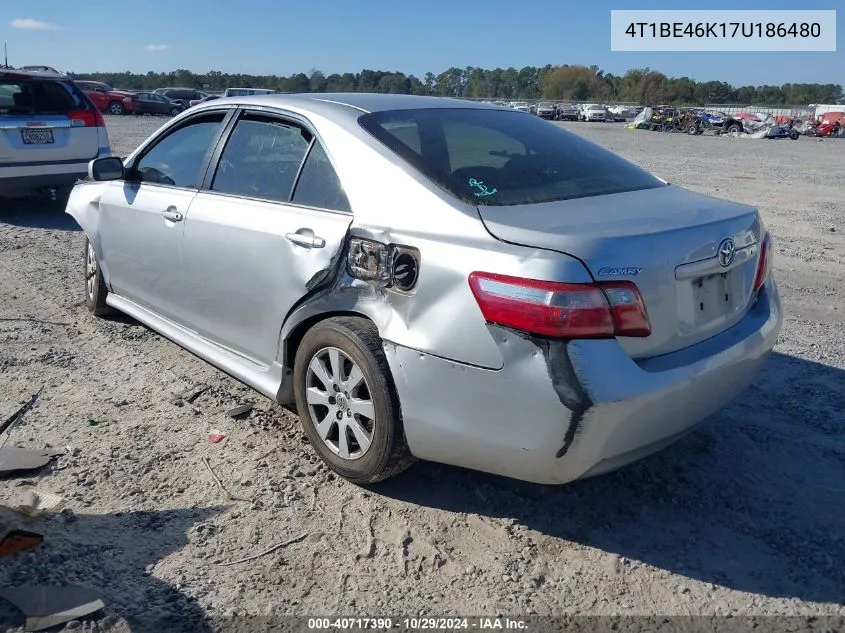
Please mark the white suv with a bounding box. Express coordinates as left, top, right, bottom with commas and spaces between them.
584, 104, 608, 122
0, 68, 111, 199
223, 88, 276, 97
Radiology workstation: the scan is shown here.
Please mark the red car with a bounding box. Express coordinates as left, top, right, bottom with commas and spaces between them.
73, 80, 139, 115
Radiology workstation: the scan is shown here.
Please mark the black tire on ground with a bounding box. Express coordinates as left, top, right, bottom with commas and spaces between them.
108, 101, 124, 116
727, 123, 742, 134
293, 316, 415, 485
789, 130, 799, 140
83, 237, 115, 317
687, 124, 699, 135
170, 107, 181, 116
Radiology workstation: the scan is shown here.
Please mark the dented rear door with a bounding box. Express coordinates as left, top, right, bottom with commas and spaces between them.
180, 193, 351, 367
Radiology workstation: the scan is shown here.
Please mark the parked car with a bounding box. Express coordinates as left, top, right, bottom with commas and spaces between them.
188, 94, 222, 108
536, 102, 556, 119
153, 87, 209, 109
68, 94, 781, 486
583, 104, 608, 121
223, 87, 276, 97
555, 103, 579, 121
0, 68, 110, 199
74, 80, 138, 115
135, 92, 183, 116
510, 101, 530, 112
606, 105, 636, 121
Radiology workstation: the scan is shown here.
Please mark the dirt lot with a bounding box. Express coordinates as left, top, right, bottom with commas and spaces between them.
0, 115, 843, 631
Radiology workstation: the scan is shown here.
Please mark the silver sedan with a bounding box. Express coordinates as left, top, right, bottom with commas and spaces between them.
67, 94, 782, 485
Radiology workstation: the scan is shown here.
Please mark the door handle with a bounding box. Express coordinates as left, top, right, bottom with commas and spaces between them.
285, 230, 326, 248
161, 207, 183, 222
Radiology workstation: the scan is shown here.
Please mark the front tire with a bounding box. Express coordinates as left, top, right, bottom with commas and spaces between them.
293, 317, 414, 485
108, 101, 124, 116
84, 237, 115, 317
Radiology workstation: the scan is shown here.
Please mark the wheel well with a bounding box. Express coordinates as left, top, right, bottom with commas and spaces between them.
282, 310, 375, 368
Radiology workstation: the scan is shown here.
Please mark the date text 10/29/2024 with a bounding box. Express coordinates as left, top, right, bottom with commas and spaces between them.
307, 618, 528, 630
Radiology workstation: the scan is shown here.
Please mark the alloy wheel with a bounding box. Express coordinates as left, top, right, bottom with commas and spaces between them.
305, 346, 375, 460
86, 242, 97, 300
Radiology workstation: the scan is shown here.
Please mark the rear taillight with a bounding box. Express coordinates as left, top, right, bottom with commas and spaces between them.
69, 109, 105, 127
753, 234, 772, 291
468, 272, 651, 339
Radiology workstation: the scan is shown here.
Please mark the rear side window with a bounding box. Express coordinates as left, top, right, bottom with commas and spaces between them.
291, 141, 351, 212
0, 79, 87, 115
359, 108, 665, 207
211, 114, 312, 202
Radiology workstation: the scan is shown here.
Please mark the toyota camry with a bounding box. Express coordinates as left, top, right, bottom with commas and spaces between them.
66, 94, 782, 485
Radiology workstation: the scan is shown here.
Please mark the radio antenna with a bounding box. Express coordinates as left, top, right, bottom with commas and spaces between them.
3, 42, 8, 68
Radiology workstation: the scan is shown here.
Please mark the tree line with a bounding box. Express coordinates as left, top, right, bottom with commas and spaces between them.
68, 65, 843, 106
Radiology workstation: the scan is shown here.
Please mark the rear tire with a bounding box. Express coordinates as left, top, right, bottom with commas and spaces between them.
293, 316, 414, 485
84, 237, 115, 317
170, 106, 181, 116
108, 101, 124, 116
727, 123, 742, 134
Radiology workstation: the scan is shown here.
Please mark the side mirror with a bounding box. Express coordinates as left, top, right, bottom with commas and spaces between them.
88, 157, 125, 181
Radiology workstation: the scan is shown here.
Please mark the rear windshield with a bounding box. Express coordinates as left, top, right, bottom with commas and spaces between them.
358, 108, 665, 206
0, 79, 88, 115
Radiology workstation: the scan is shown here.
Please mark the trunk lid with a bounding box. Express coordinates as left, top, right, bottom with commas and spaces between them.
477, 184, 763, 358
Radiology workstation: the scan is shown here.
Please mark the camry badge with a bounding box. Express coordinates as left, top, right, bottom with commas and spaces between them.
597, 267, 643, 276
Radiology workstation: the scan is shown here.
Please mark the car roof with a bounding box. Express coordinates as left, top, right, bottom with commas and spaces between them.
0, 68, 71, 80
194, 92, 507, 122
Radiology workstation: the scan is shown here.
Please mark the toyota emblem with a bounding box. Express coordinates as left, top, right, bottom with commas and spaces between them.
717, 238, 736, 267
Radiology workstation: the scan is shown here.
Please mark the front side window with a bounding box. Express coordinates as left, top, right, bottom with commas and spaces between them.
133, 113, 225, 187
211, 114, 311, 202
360, 108, 665, 207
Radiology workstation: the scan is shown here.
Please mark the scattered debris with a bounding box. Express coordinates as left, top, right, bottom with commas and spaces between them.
0, 386, 45, 439
201, 456, 250, 502
0, 447, 61, 475
86, 418, 100, 427
226, 403, 254, 418
182, 384, 210, 404
208, 429, 226, 444
14, 487, 64, 517
217, 532, 309, 567
0, 530, 43, 558
0, 585, 105, 632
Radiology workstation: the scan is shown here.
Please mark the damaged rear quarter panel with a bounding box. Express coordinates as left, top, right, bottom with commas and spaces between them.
281, 221, 594, 370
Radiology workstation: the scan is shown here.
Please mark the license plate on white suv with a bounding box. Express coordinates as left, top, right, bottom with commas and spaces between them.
21, 128, 54, 145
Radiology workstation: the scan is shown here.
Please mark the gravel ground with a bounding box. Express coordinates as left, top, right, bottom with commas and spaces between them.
0, 114, 843, 631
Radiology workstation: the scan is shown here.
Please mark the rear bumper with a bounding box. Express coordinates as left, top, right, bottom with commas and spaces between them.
385, 278, 782, 485
0, 160, 97, 197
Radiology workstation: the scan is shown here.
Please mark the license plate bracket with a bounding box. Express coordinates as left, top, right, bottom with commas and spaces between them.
692, 273, 732, 323
21, 128, 54, 145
